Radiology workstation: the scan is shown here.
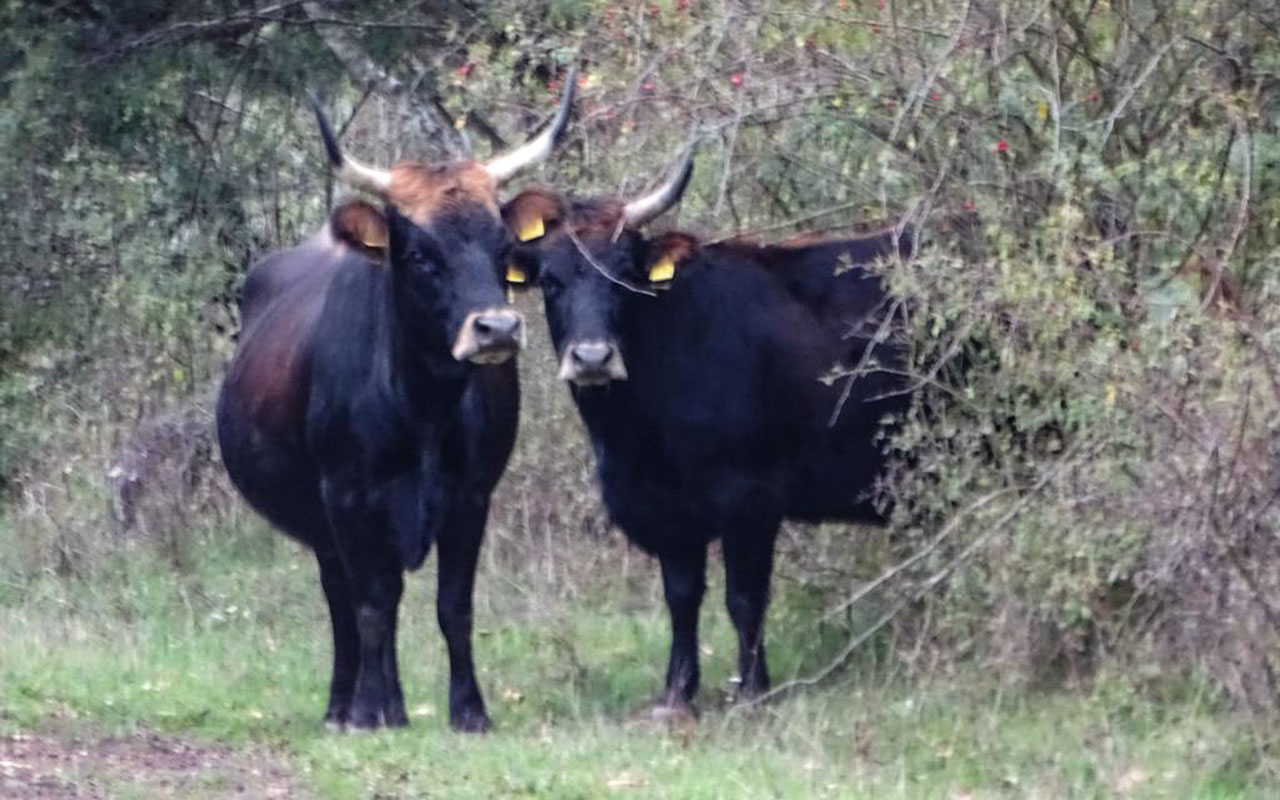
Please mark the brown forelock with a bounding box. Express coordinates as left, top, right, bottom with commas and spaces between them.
565, 198, 627, 237
386, 161, 500, 226
649, 231, 699, 263
504, 193, 630, 244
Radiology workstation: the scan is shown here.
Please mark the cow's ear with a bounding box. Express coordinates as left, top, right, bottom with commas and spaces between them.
644, 232, 697, 285
502, 189, 564, 243
330, 200, 389, 259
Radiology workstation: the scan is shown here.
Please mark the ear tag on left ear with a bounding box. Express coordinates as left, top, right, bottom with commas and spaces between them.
649, 255, 676, 283
505, 264, 527, 284
518, 217, 545, 242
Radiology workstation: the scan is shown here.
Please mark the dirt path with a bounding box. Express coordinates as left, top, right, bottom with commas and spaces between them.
0, 730, 301, 799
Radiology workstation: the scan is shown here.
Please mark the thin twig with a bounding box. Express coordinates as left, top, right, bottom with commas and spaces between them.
820, 486, 1018, 622
826, 298, 906, 427
734, 441, 1091, 708
565, 228, 657, 297
1099, 39, 1176, 150
1202, 111, 1251, 312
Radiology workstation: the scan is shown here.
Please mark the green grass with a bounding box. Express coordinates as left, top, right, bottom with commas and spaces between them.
0, 523, 1273, 799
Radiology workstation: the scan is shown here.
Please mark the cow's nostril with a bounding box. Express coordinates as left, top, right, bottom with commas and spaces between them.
571, 342, 613, 369
474, 312, 522, 340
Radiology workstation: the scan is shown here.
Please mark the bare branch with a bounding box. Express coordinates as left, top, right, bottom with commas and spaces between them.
301, 1, 464, 159
1099, 39, 1176, 151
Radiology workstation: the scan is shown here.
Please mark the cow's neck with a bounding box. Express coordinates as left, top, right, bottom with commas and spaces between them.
386, 281, 471, 425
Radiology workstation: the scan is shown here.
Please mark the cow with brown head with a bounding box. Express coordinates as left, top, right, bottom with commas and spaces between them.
217, 75, 575, 732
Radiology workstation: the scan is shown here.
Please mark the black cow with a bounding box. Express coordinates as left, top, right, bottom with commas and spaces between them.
216, 81, 574, 732
502, 152, 913, 712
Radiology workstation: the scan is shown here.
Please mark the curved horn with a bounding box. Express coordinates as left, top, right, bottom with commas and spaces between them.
305, 90, 392, 196
484, 66, 577, 184
621, 140, 697, 228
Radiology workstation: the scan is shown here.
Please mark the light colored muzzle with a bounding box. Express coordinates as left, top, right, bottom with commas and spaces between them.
451, 308, 525, 364
558, 340, 628, 386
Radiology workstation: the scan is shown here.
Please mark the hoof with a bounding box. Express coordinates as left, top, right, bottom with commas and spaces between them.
383, 702, 410, 728
649, 702, 698, 724
449, 709, 493, 734
346, 706, 385, 732
322, 708, 349, 733
622, 700, 699, 735
732, 681, 771, 706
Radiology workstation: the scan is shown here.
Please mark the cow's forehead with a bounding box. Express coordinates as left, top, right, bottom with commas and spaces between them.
387, 162, 500, 226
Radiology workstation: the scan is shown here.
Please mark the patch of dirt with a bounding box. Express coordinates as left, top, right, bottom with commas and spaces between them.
0, 730, 301, 798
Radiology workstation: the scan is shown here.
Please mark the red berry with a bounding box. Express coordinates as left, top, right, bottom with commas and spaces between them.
730, 72, 742, 87
930, 91, 942, 101
997, 139, 1008, 152
642, 80, 655, 92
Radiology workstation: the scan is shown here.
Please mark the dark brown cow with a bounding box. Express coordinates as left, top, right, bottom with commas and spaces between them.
502, 150, 913, 714
216, 80, 574, 732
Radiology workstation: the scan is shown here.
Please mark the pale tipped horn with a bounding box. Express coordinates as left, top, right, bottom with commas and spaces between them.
484, 66, 577, 184
305, 90, 392, 196
621, 139, 697, 228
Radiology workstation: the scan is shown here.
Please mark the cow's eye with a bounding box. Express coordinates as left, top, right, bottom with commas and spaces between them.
540, 273, 564, 297
409, 247, 439, 272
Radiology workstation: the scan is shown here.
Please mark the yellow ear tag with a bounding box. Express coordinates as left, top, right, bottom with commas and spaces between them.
505, 264, 527, 284
518, 217, 545, 242
648, 255, 676, 283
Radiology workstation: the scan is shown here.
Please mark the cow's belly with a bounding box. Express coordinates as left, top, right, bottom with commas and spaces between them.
216, 382, 328, 548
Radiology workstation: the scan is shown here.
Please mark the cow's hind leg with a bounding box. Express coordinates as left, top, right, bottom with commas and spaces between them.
436, 495, 491, 733
722, 525, 779, 701
657, 545, 708, 712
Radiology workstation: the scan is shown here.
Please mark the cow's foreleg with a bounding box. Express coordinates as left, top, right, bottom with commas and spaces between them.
316, 547, 359, 728
436, 496, 491, 732
658, 545, 707, 710
321, 477, 405, 731
722, 526, 778, 701
381, 606, 408, 727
